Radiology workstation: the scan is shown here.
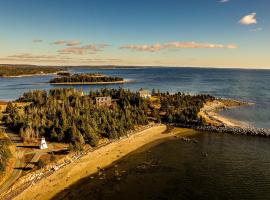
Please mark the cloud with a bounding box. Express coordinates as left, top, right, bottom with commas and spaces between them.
78, 58, 122, 63
33, 39, 43, 43
8, 53, 58, 59
239, 13, 257, 25
220, 0, 230, 3
2, 53, 72, 63
120, 41, 237, 52
52, 40, 67, 45
58, 44, 108, 55
120, 43, 163, 52
250, 27, 263, 32
52, 40, 81, 46
66, 40, 81, 46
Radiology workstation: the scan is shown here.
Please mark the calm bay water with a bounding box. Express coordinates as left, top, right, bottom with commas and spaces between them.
1, 67, 270, 128
53, 131, 270, 200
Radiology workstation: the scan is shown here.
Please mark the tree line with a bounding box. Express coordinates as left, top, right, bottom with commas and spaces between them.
3, 88, 214, 150
4, 88, 149, 150
49, 73, 123, 83
0, 66, 61, 77
157, 91, 215, 125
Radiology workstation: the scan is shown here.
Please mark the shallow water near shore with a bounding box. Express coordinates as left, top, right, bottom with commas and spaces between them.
0, 67, 270, 128
53, 132, 270, 200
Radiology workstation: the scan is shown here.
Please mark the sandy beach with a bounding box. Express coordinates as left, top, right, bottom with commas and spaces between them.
12, 125, 196, 200
199, 99, 250, 128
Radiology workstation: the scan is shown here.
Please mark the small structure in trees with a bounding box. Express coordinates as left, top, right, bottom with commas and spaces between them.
139, 89, 151, 98
40, 137, 48, 150
95, 96, 112, 107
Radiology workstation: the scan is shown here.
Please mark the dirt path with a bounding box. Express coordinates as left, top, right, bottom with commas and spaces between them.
0, 127, 25, 195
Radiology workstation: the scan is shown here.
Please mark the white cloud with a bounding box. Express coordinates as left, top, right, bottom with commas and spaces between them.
120, 41, 237, 52
239, 13, 257, 25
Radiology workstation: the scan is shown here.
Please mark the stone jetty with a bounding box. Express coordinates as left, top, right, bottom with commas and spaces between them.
171, 123, 270, 137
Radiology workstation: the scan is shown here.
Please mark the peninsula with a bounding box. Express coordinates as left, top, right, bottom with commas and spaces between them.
0, 88, 213, 199
0, 65, 62, 77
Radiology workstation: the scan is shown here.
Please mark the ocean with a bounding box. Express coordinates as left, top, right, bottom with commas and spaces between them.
1, 67, 270, 128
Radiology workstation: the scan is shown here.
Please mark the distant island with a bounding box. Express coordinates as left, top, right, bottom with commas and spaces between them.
49, 73, 126, 85
0, 65, 63, 77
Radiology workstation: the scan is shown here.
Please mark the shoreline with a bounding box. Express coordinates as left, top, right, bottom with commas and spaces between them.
3, 125, 196, 200
50, 80, 134, 85
199, 99, 251, 128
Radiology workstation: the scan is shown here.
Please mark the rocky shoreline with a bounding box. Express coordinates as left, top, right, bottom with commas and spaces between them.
195, 125, 270, 137
174, 98, 270, 137
170, 123, 270, 137
198, 99, 251, 128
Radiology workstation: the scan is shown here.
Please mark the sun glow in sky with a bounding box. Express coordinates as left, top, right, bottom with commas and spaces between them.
0, 0, 269, 68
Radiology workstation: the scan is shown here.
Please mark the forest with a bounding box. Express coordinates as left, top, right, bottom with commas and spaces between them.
4, 88, 149, 149
0, 66, 61, 77
3, 88, 214, 150
49, 73, 123, 83
156, 91, 215, 124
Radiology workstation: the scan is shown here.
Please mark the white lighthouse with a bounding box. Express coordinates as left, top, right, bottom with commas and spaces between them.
40, 137, 48, 150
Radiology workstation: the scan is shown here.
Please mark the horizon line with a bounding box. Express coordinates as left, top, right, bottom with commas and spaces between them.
1, 63, 270, 70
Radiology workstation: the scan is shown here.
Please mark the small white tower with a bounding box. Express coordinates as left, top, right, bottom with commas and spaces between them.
40, 137, 48, 150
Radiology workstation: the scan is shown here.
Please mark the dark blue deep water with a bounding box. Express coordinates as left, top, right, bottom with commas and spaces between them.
0, 67, 270, 128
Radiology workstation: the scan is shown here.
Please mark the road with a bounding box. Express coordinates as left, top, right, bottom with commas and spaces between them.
0, 126, 51, 196
0, 126, 26, 195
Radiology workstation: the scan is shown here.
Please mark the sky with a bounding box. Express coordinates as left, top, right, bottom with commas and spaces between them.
0, 0, 269, 68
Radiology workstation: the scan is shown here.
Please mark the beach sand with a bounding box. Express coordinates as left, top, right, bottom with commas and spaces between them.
14, 125, 196, 200
199, 99, 250, 128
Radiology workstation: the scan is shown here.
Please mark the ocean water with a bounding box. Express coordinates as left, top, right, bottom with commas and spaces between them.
53, 131, 270, 200
0, 67, 270, 128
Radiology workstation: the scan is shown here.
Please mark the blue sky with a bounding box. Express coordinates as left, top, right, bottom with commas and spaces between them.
0, 0, 269, 68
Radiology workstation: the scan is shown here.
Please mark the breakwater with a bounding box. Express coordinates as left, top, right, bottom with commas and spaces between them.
171, 123, 270, 137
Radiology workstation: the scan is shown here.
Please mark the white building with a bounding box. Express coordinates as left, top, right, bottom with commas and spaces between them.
139, 89, 151, 98
40, 137, 48, 150
95, 96, 112, 107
